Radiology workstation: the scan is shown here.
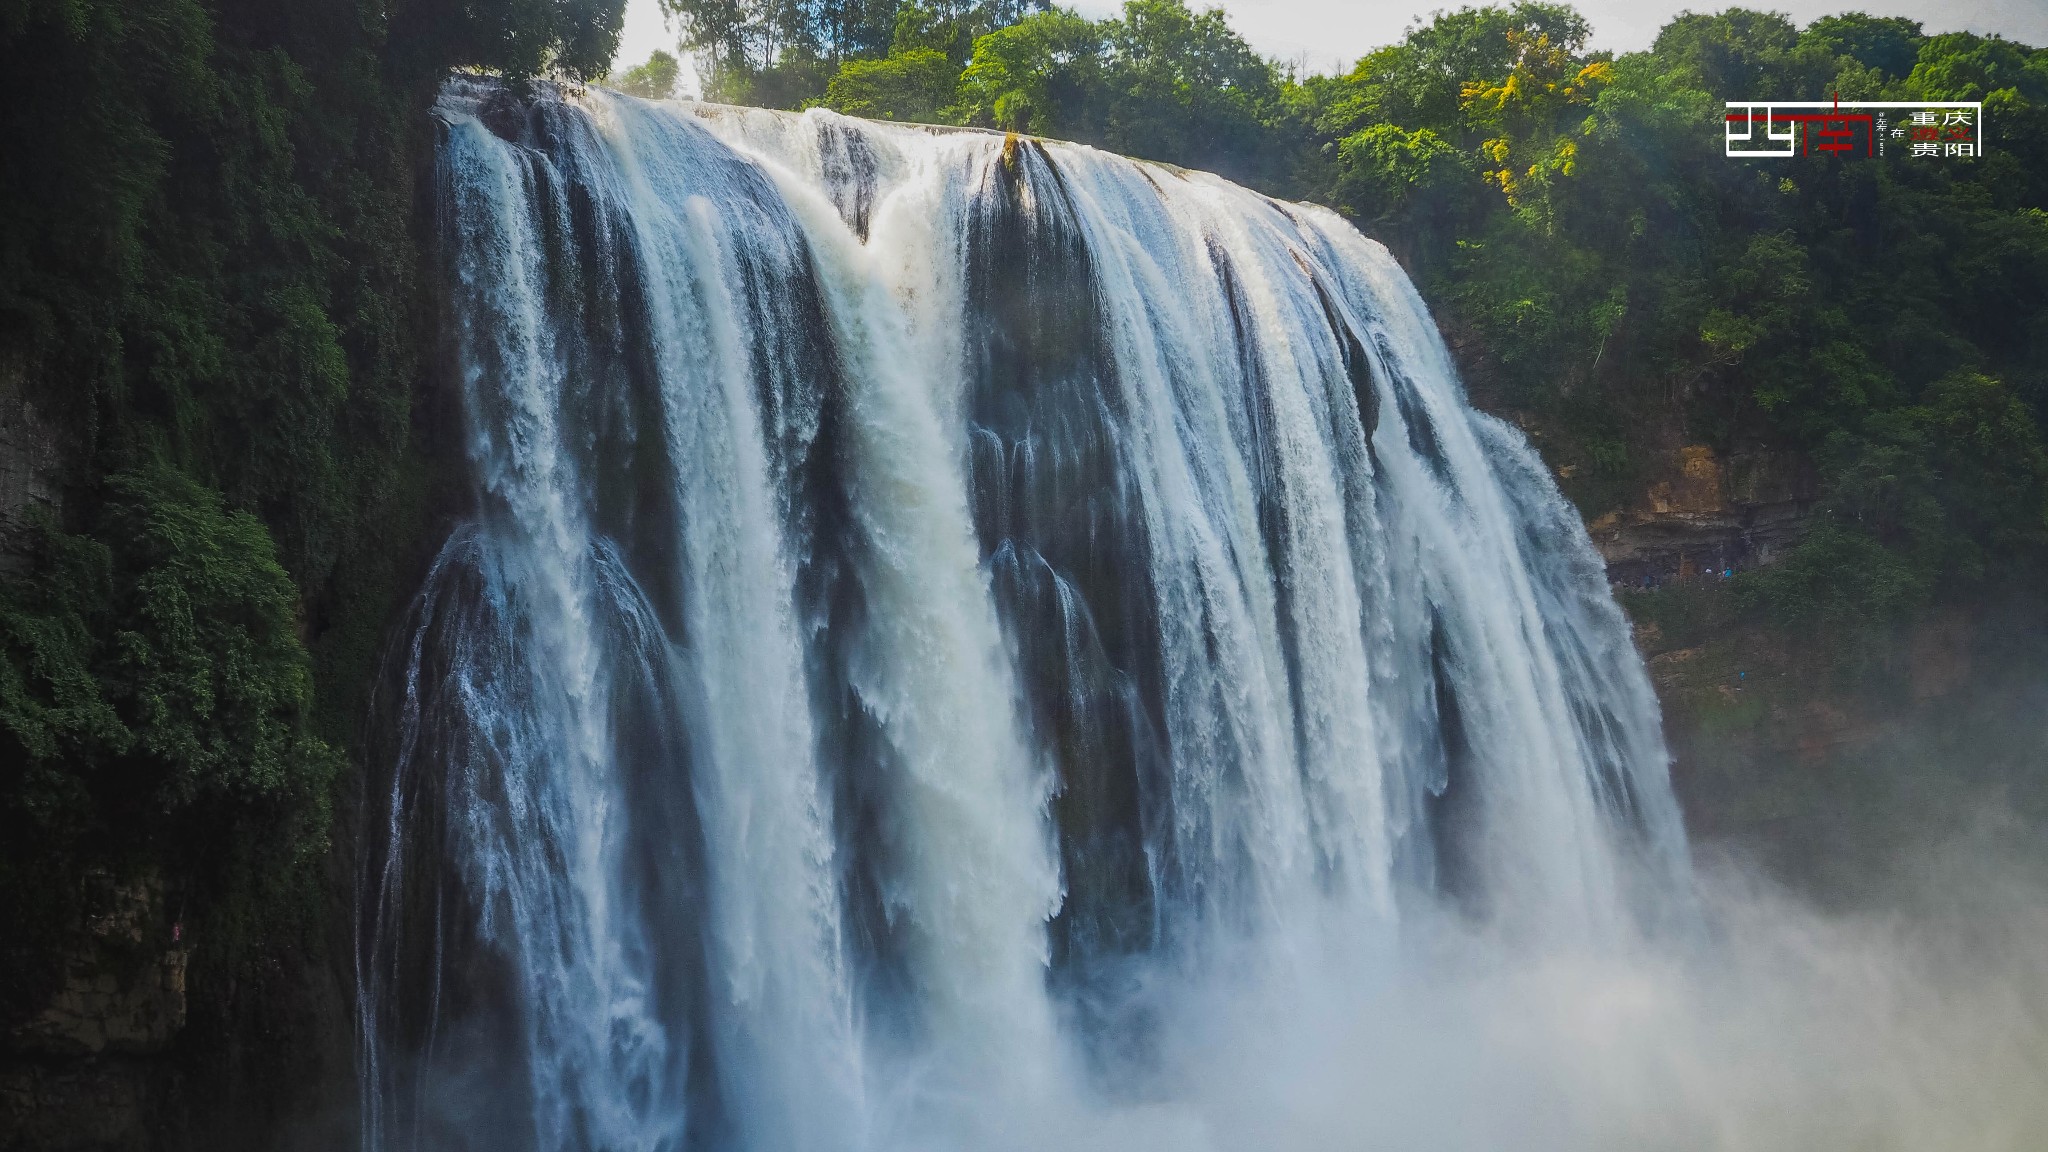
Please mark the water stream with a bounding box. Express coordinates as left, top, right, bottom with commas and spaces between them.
355, 78, 1689, 1152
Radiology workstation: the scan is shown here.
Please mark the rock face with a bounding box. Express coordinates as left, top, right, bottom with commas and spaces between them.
0, 355, 64, 569
1, 877, 188, 1152
9, 883, 188, 1058
1590, 444, 1815, 586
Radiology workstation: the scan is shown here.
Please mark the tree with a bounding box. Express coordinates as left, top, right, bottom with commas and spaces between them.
661, 0, 967, 102
893, 0, 1050, 65
823, 47, 956, 119
615, 49, 683, 97
392, 0, 629, 79
1803, 13, 1922, 80
950, 0, 1293, 182
954, 9, 1107, 134
1098, 0, 1284, 179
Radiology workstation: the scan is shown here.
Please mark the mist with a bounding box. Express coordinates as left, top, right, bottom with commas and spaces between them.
844, 813, 2048, 1151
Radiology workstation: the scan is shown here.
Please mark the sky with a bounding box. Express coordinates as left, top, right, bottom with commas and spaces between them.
610, 0, 2048, 87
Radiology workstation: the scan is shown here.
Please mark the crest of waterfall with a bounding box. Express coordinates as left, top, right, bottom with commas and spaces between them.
355, 77, 1690, 1152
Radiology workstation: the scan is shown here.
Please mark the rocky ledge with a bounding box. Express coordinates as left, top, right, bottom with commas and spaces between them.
1584, 444, 1816, 587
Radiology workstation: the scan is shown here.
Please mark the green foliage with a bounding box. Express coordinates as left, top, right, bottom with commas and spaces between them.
101, 464, 327, 808
1277, 5, 2048, 637
1735, 522, 1931, 631
0, 516, 120, 1023
615, 49, 682, 98
1902, 31, 2048, 103
1650, 9, 1832, 98
1304, 2, 1590, 139
0, 465, 339, 1025
1333, 123, 1472, 224
664, 0, 1037, 101
890, 0, 1031, 65
0, 516, 125, 773
1817, 371, 2048, 579
824, 46, 957, 119
1095, 0, 1286, 180
951, 0, 1297, 182
953, 8, 1104, 132
0, 0, 616, 1085
394, 0, 628, 80
1803, 13, 1922, 80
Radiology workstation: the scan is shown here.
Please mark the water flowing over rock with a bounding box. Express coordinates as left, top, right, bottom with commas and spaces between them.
355, 78, 1690, 1152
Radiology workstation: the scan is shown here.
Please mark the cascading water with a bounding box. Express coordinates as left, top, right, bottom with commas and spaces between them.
356, 77, 1690, 1152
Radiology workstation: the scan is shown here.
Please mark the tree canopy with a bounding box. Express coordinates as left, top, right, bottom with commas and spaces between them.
617, 48, 683, 97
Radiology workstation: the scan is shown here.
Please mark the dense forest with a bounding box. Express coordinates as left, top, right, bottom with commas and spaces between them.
0, 0, 2043, 1144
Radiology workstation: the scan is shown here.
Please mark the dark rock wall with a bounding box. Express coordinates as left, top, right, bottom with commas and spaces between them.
1, 879, 186, 1151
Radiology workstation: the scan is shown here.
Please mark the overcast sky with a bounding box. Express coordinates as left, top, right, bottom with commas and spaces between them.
611, 0, 2048, 89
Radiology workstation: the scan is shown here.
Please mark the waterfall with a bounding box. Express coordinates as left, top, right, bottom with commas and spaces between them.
356, 77, 1689, 1152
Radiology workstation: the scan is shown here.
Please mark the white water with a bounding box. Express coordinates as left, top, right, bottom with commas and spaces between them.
356, 79, 1693, 1152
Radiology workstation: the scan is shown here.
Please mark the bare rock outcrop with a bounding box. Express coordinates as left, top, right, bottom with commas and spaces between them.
1589, 444, 1816, 586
